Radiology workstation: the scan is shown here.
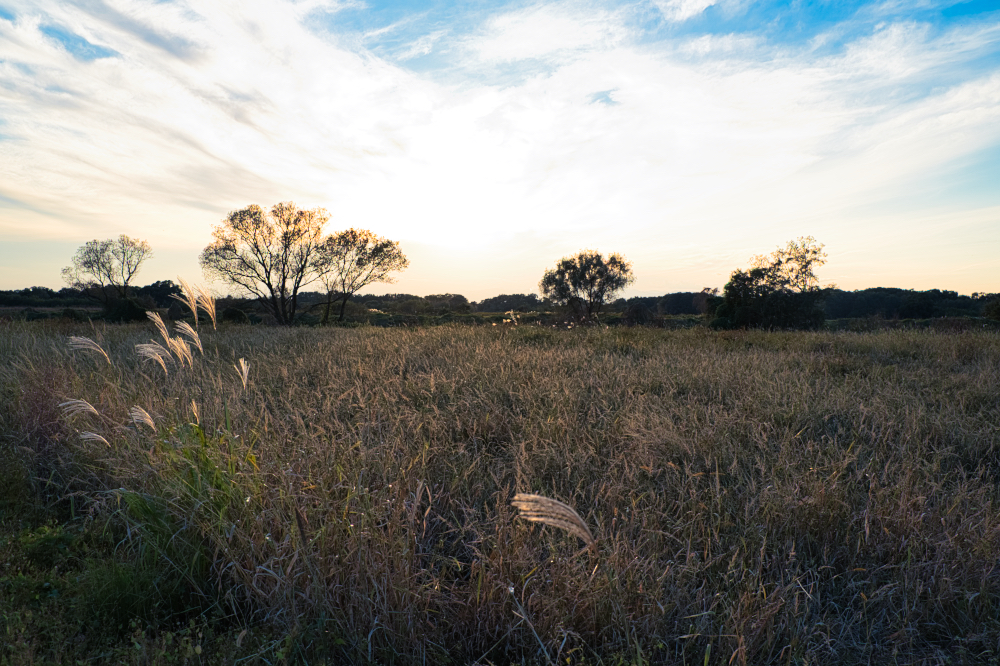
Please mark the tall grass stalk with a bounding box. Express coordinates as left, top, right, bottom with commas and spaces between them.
171, 277, 200, 327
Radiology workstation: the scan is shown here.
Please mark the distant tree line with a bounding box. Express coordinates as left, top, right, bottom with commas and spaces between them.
0, 281, 180, 309
825, 288, 992, 319
15, 215, 998, 329
6, 283, 999, 324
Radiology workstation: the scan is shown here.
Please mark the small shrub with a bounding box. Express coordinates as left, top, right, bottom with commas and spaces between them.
220, 306, 250, 324
103, 298, 148, 322
985, 298, 1000, 321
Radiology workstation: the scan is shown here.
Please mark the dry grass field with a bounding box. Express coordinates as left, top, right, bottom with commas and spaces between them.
2, 319, 1000, 664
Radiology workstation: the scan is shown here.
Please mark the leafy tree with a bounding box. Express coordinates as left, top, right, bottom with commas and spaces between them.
714, 237, 829, 330
200, 202, 328, 325
539, 250, 635, 321
314, 229, 409, 324
62, 235, 152, 303
748, 236, 828, 292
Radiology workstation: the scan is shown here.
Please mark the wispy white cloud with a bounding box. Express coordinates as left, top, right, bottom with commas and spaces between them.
465, 2, 632, 63
395, 29, 448, 60
650, 0, 717, 22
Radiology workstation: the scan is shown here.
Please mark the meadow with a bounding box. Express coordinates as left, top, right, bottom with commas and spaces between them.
2, 319, 999, 665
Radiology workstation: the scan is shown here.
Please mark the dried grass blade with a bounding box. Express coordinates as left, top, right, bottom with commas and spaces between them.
512, 493, 597, 552
67, 336, 111, 365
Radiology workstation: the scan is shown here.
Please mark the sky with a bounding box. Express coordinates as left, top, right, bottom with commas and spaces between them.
0, 0, 998, 300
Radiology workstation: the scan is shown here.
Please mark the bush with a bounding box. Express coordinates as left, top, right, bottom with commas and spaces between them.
985, 298, 1000, 321
102, 298, 147, 323
714, 270, 826, 330
220, 307, 250, 324
61, 308, 90, 322
622, 300, 655, 326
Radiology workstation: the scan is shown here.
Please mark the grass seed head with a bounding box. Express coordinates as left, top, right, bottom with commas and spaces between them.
195, 285, 217, 330
174, 321, 203, 354
512, 493, 597, 553
59, 399, 100, 418
135, 342, 173, 375
67, 336, 111, 365
146, 311, 170, 345
129, 406, 156, 431
165, 337, 193, 368
234, 358, 250, 389
171, 277, 200, 327
79, 431, 110, 447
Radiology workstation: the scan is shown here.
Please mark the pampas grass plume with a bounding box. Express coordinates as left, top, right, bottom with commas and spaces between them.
59, 399, 100, 418
175, 321, 203, 354
512, 493, 597, 553
129, 406, 156, 431
79, 431, 110, 447
68, 336, 111, 365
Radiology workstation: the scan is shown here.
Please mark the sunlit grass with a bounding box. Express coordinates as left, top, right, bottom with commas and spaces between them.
2, 319, 999, 663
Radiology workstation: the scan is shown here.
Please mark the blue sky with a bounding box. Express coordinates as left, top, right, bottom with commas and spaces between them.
0, 0, 998, 297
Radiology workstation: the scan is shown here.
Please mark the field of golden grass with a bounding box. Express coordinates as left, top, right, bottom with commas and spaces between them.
2, 320, 999, 664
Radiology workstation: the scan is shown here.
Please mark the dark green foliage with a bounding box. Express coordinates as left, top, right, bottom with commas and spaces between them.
0, 282, 181, 311
622, 299, 655, 325
713, 238, 829, 330
355, 293, 421, 311
395, 297, 432, 314
657, 291, 703, 315
220, 306, 250, 324
983, 297, 1000, 321
133, 280, 183, 308
714, 270, 826, 329
19, 525, 77, 569
0, 286, 91, 308
424, 293, 471, 313
476, 293, 544, 312
102, 297, 148, 322
824, 287, 984, 319
539, 250, 635, 321
60, 307, 92, 322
